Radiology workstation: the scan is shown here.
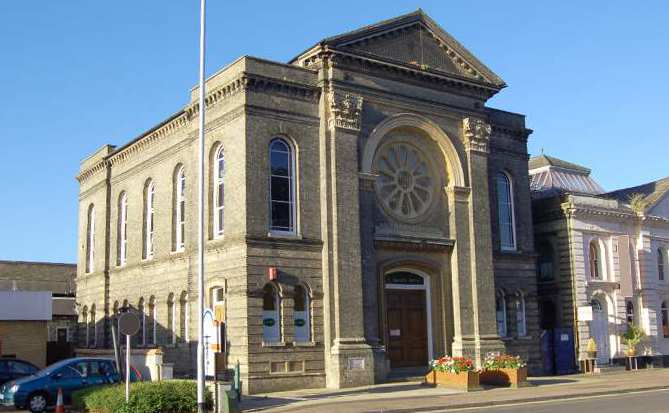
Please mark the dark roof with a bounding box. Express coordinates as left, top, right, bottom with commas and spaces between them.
0, 260, 76, 295
605, 177, 669, 211
528, 155, 591, 174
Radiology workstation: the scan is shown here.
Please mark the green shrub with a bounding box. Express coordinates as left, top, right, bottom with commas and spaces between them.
72, 380, 213, 413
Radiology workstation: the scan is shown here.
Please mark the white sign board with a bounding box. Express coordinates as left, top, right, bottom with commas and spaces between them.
577, 306, 593, 321
203, 309, 217, 378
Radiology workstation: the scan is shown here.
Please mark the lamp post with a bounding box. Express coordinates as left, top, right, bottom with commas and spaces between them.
196, 0, 207, 411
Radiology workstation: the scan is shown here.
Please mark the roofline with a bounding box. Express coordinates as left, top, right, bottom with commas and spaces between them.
0, 260, 75, 267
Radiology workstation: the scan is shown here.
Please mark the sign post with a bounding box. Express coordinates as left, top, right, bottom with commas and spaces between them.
118, 311, 140, 403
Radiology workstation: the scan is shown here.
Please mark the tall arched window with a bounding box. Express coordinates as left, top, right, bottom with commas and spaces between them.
537, 242, 554, 280
89, 304, 96, 347
118, 193, 128, 266
496, 290, 507, 337
81, 306, 89, 347
626, 300, 634, 324
137, 298, 145, 346
174, 167, 186, 251
269, 138, 296, 234
143, 180, 156, 259
293, 285, 311, 343
658, 248, 665, 281
262, 284, 281, 343
214, 146, 225, 237
85, 205, 95, 273
589, 241, 601, 280
179, 292, 189, 343
147, 296, 156, 346
515, 291, 527, 337
662, 301, 669, 338
496, 172, 516, 250
167, 293, 176, 345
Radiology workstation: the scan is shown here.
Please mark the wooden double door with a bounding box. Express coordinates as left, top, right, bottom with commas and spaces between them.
385, 289, 428, 368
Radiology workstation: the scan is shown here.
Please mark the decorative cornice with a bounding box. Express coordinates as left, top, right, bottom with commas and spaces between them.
562, 203, 637, 221
491, 124, 532, 142
462, 117, 491, 153
76, 160, 108, 184
328, 90, 363, 131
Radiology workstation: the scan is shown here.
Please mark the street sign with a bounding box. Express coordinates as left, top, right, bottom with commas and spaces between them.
119, 312, 140, 336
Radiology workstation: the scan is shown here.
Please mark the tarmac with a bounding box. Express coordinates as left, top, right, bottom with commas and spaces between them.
240, 368, 669, 413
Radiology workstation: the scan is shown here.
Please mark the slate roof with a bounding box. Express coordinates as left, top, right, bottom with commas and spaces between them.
605, 177, 669, 211
528, 155, 604, 198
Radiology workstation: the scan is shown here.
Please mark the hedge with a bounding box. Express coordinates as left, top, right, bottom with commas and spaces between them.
72, 380, 213, 413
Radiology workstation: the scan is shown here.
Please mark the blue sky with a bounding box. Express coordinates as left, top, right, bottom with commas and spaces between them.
1, 1, 667, 263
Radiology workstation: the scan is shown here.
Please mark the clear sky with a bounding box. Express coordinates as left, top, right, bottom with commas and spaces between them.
1, 1, 667, 263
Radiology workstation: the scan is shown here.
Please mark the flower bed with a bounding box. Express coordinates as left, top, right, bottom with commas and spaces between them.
480, 355, 528, 388
424, 356, 481, 391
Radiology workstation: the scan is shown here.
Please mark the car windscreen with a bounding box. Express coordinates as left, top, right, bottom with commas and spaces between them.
33, 359, 79, 376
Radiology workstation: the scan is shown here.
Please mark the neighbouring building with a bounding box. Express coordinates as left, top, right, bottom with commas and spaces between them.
530, 155, 669, 369
75, 10, 540, 393
0, 261, 77, 367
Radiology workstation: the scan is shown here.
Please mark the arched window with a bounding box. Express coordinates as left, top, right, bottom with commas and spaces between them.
147, 297, 156, 346
537, 242, 554, 280
262, 284, 281, 343
137, 298, 145, 346
113, 301, 120, 345
515, 292, 527, 337
589, 241, 601, 280
143, 180, 156, 259
118, 193, 128, 266
213, 146, 225, 237
496, 172, 516, 251
174, 166, 186, 251
658, 248, 665, 281
662, 301, 669, 338
179, 292, 189, 343
167, 293, 176, 345
269, 138, 296, 234
81, 306, 89, 347
293, 285, 311, 343
626, 300, 634, 324
591, 299, 603, 312
85, 205, 95, 273
496, 290, 507, 337
89, 304, 96, 347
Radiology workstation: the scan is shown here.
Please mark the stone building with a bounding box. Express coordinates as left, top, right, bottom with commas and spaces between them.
76, 10, 540, 393
530, 155, 669, 368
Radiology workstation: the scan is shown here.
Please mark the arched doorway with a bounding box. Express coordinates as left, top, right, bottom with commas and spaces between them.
384, 270, 432, 368
590, 298, 610, 364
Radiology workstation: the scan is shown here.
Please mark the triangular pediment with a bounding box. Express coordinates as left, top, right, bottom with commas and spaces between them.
293, 10, 505, 89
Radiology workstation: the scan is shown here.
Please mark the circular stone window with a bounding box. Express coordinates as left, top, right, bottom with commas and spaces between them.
374, 142, 436, 222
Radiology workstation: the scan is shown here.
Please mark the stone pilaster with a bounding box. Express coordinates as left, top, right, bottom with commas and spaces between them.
319, 87, 374, 388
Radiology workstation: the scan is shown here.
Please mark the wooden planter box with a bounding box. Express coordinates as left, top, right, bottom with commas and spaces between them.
424, 370, 481, 391
479, 366, 528, 388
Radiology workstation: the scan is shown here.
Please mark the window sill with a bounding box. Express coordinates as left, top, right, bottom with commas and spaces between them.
267, 231, 302, 240
262, 341, 287, 348
293, 341, 317, 347
170, 249, 186, 256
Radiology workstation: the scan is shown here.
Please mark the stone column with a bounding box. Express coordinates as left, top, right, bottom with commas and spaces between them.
319, 88, 374, 388
448, 118, 504, 366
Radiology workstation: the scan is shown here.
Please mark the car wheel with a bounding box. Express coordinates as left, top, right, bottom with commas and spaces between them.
27, 392, 48, 413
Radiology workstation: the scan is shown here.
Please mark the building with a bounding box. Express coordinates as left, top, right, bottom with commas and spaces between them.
530, 155, 669, 368
75, 10, 540, 393
0, 261, 77, 367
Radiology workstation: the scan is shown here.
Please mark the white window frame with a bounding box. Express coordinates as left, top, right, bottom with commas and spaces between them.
658, 247, 665, 281
214, 146, 225, 238
515, 291, 527, 337
496, 172, 517, 251
262, 284, 282, 344
118, 193, 128, 266
86, 205, 95, 273
144, 181, 155, 259
496, 290, 507, 337
269, 138, 297, 235
175, 167, 186, 251
293, 284, 312, 344
167, 295, 176, 345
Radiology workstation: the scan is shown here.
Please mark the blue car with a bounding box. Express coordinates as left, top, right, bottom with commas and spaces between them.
0, 357, 139, 413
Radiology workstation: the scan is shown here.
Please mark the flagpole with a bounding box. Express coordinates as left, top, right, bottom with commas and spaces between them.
196, 0, 207, 411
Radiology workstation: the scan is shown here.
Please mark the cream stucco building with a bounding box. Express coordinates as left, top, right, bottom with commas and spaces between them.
76, 11, 540, 393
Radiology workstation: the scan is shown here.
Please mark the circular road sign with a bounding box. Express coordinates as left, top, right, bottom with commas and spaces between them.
118, 312, 140, 336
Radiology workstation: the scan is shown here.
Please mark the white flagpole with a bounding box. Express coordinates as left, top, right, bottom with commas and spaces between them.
196, 0, 207, 411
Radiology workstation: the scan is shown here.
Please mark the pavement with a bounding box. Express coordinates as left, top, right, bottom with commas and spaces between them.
240, 368, 669, 413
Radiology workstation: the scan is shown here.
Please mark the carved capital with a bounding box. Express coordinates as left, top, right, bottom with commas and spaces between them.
462, 117, 491, 153
328, 91, 363, 131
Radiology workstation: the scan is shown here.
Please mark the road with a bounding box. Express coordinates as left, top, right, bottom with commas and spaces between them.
419, 389, 669, 413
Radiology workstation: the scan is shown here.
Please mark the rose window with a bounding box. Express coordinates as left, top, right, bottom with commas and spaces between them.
375, 143, 434, 221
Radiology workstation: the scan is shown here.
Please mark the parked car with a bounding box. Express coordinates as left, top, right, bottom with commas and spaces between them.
0, 357, 141, 413
0, 358, 39, 385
